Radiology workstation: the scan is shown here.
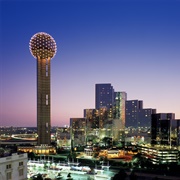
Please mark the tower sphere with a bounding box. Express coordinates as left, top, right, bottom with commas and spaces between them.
29, 32, 57, 59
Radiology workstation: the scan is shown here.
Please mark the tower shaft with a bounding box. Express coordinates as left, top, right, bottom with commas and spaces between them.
37, 57, 51, 145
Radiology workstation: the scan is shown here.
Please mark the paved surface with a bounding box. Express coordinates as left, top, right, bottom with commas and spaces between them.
28, 167, 114, 179
124, 171, 180, 180
27, 161, 180, 180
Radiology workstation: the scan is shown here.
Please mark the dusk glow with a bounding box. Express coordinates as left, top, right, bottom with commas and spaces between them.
1, 0, 180, 127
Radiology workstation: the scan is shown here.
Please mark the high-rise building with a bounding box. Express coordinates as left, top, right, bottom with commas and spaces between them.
56, 127, 71, 147
138, 113, 180, 165
125, 100, 155, 128
84, 109, 99, 129
84, 108, 110, 129
114, 92, 127, 129
125, 100, 143, 128
84, 108, 113, 143
151, 113, 180, 146
29, 32, 57, 145
138, 108, 156, 127
113, 92, 127, 141
98, 107, 109, 128
70, 118, 86, 147
95, 83, 114, 109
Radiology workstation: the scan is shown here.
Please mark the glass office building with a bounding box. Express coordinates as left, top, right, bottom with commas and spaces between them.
95, 84, 114, 110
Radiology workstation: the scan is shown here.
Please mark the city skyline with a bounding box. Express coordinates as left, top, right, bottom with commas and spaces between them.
1, 0, 180, 127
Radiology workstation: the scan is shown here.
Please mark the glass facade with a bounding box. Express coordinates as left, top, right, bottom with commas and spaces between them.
126, 100, 156, 128
125, 100, 143, 128
151, 113, 180, 146
114, 92, 127, 129
95, 84, 114, 110
70, 118, 86, 147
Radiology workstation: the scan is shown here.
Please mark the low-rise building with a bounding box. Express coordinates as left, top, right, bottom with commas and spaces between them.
0, 153, 28, 180
138, 145, 179, 165
18, 145, 56, 155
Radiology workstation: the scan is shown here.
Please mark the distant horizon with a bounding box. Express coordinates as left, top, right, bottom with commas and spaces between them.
1, 85, 179, 128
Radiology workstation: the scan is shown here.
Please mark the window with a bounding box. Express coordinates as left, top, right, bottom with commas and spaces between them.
46, 94, 48, 105
6, 172, 11, 180
19, 168, 24, 176
6, 164, 11, 169
46, 60, 48, 76
19, 161, 23, 166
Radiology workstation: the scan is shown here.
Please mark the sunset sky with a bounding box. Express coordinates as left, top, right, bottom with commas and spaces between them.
1, 0, 180, 127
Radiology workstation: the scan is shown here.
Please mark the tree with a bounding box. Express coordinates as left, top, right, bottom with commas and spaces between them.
33, 174, 43, 180
0, 148, 5, 157
102, 137, 112, 147
129, 170, 137, 180
112, 169, 127, 180
68, 151, 77, 161
28, 152, 36, 160
87, 134, 99, 145
93, 152, 99, 158
67, 173, 73, 180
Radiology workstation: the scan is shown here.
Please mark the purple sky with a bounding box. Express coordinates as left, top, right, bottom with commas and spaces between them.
1, 0, 180, 127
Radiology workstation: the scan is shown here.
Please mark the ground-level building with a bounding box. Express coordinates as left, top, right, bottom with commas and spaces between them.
138, 145, 179, 165
0, 153, 28, 180
18, 145, 56, 155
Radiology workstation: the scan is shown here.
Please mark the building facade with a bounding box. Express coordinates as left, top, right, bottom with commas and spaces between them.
84, 109, 99, 129
70, 118, 86, 147
125, 100, 156, 128
95, 83, 114, 110
151, 113, 180, 146
138, 145, 179, 165
56, 127, 71, 148
125, 100, 143, 128
0, 153, 28, 180
113, 92, 127, 141
114, 92, 127, 129
138, 108, 156, 127
84, 108, 111, 144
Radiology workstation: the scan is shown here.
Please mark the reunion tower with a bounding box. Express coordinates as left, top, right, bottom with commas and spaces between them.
29, 32, 57, 146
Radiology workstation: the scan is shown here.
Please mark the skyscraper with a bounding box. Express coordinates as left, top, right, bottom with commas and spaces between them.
114, 92, 127, 129
138, 108, 156, 127
151, 113, 179, 146
84, 109, 99, 129
125, 100, 143, 128
70, 118, 86, 147
125, 100, 156, 128
95, 83, 114, 109
29, 32, 57, 145
113, 92, 127, 141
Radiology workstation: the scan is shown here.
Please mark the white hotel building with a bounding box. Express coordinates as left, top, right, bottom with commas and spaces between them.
0, 153, 28, 180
